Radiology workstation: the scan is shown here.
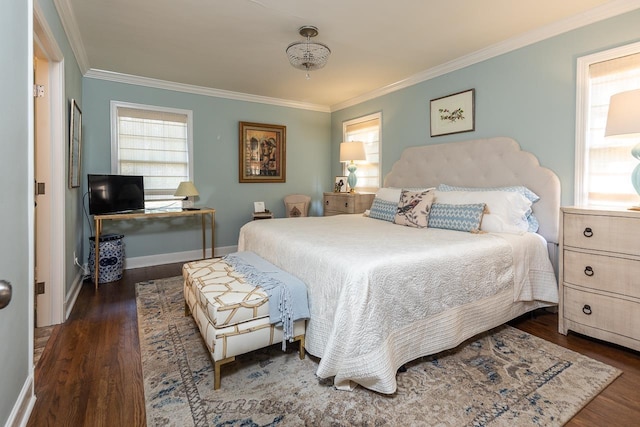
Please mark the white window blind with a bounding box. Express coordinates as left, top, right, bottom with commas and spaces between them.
577, 45, 640, 207
111, 102, 193, 205
343, 112, 381, 193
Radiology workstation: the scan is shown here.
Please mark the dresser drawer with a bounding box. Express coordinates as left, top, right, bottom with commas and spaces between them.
563, 250, 640, 299
324, 194, 355, 214
323, 193, 374, 216
563, 286, 640, 342
563, 213, 640, 256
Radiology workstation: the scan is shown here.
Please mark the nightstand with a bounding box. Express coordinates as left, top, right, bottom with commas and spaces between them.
558, 206, 640, 352
252, 211, 274, 220
323, 192, 374, 216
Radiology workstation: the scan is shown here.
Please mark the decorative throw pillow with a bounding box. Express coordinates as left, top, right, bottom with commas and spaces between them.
287, 202, 306, 217
436, 184, 540, 232
434, 190, 531, 233
369, 198, 397, 222
393, 189, 434, 228
428, 203, 486, 233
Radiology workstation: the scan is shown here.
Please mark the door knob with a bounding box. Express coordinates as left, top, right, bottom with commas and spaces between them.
0, 280, 12, 309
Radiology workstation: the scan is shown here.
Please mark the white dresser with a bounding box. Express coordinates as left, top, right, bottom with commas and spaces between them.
558, 206, 640, 352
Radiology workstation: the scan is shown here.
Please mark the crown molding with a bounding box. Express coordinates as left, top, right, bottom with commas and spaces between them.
84, 69, 331, 113
53, 0, 639, 113
330, 0, 640, 112
52, 0, 89, 73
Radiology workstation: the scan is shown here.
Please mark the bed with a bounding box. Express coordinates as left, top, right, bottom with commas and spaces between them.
237, 137, 561, 394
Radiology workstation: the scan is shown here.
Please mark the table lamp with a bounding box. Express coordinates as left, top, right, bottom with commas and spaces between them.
339, 141, 367, 193
605, 88, 640, 208
174, 181, 200, 210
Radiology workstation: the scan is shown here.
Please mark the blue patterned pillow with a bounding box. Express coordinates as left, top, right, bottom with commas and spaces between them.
369, 198, 397, 222
436, 184, 539, 232
428, 203, 486, 232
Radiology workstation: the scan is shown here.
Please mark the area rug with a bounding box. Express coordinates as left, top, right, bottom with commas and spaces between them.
136, 276, 621, 427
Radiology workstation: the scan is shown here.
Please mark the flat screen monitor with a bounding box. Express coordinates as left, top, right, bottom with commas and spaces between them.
88, 174, 145, 215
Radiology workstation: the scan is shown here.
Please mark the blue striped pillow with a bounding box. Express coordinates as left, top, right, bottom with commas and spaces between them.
369, 198, 397, 222
428, 203, 486, 232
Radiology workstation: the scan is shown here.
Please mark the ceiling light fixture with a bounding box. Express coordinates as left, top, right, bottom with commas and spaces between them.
286, 26, 331, 79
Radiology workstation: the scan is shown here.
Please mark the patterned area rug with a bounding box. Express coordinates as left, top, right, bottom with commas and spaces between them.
136, 277, 621, 426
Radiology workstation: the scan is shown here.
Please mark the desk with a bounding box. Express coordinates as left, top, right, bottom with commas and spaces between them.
93, 207, 215, 289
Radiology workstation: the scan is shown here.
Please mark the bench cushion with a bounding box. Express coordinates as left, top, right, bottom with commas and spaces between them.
183, 258, 270, 328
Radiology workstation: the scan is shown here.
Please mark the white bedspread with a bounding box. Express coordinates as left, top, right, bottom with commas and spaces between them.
238, 214, 558, 393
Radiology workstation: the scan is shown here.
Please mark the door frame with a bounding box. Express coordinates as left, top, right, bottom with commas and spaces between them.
34, 4, 65, 326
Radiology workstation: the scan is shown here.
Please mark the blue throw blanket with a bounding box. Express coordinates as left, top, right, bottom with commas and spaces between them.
223, 251, 310, 349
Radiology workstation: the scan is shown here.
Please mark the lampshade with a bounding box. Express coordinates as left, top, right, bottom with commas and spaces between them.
605, 89, 640, 206
174, 181, 199, 197
339, 141, 367, 163
605, 89, 640, 137
286, 26, 331, 79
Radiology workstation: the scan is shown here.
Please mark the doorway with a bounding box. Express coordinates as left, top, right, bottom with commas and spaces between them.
33, 6, 65, 332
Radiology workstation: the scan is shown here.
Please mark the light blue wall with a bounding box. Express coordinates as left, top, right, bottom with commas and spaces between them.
81, 9, 639, 263
0, 2, 31, 424
331, 10, 640, 207
81, 79, 331, 260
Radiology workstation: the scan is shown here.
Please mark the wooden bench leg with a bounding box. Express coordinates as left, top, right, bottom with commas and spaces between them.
293, 334, 305, 360
214, 356, 235, 390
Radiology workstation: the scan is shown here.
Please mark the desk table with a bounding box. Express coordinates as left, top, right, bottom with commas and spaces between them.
93, 207, 215, 289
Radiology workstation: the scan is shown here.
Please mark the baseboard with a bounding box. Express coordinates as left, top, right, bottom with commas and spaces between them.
124, 245, 237, 270
65, 246, 237, 316
5, 374, 36, 427
65, 269, 85, 320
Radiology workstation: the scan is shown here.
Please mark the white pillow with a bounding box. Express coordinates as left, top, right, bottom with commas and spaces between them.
433, 190, 531, 233
374, 187, 402, 203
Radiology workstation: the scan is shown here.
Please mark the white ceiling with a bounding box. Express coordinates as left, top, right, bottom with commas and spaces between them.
58, 0, 637, 110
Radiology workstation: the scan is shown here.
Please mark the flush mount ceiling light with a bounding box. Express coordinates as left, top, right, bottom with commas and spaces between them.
286, 25, 331, 79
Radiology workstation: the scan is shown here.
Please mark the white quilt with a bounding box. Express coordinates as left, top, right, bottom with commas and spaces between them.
238, 214, 558, 393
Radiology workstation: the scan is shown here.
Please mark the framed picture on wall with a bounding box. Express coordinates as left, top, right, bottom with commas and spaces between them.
239, 121, 286, 183
430, 89, 475, 137
69, 99, 82, 188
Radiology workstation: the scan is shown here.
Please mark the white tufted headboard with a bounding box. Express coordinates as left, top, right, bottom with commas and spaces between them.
384, 137, 561, 245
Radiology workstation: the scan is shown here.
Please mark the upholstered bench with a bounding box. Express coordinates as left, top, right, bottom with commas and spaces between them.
182, 255, 307, 390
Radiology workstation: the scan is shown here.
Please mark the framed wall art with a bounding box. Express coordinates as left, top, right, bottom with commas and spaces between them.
334, 176, 348, 193
430, 89, 475, 137
69, 99, 82, 188
239, 121, 286, 183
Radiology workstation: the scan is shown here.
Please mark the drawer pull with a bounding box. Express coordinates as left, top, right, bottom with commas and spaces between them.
344, 202, 349, 208
325, 200, 329, 205
584, 266, 594, 277
583, 227, 593, 238
582, 304, 592, 315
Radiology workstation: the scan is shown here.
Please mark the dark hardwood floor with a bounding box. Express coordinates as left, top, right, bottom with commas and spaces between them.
28, 263, 640, 426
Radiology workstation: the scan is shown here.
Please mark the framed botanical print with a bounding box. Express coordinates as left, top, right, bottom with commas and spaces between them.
69, 99, 82, 188
239, 121, 286, 183
430, 89, 475, 137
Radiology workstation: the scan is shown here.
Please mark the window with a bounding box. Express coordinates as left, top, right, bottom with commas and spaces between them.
576, 42, 640, 207
342, 112, 381, 193
110, 101, 193, 208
